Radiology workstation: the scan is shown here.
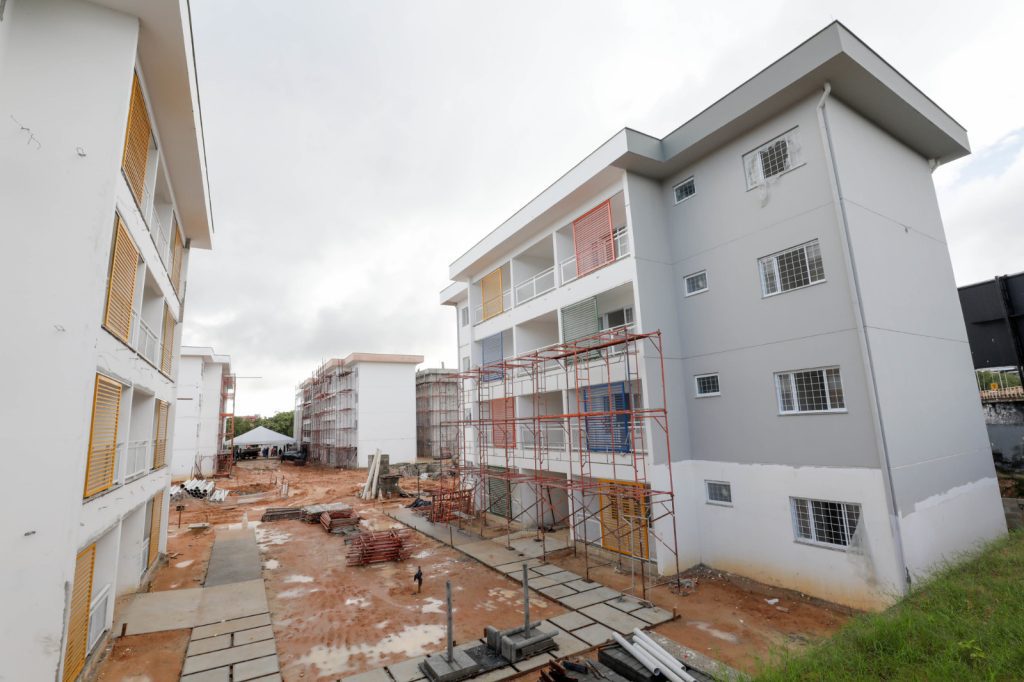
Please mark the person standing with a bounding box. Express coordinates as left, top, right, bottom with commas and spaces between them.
413, 566, 423, 594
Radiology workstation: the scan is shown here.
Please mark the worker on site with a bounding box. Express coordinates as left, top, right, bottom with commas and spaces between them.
413, 566, 423, 594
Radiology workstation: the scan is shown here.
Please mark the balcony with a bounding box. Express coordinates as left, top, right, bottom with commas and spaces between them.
130, 309, 161, 367
124, 440, 152, 481
514, 266, 555, 305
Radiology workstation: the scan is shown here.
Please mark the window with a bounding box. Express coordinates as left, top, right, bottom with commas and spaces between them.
695, 373, 720, 397
791, 497, 861, 548
684, 270, 708, 296
744, 128, 802, 189
758, 240, 824, 296
705, 481, 732, 505
673, 177, 696, 204
460, 306, 469, 327
601, 306, 634, 330
103, 215, 140, 344
775, 367, 845, 413
462, 356, 470, 371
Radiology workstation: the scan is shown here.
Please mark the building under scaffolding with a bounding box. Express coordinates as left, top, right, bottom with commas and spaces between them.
295, 353, 423, 468
416, 368, 460, 459
430, 327, 680, 600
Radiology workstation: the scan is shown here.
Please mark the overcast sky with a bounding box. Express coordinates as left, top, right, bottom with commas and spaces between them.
183, 0, 1024, 417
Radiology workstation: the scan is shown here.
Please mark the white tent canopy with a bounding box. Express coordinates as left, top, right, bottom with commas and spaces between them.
233, 425, 295, 446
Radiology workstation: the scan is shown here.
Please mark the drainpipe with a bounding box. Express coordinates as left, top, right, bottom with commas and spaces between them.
815, 82, 912, 593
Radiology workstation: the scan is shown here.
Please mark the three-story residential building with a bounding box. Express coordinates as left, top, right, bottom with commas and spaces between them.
0, 1, 213, 679
441, 22, 1006, 609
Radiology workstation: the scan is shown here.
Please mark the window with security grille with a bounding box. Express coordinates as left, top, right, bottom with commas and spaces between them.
791, 497, 861, 548
744, 129, 801, 189
673, 177, 695, 204
759, 240, 824, 296
705, 481, 732, 505
776, 367, 845, 413
695, 373, 720, 397
685, 271, 708, 296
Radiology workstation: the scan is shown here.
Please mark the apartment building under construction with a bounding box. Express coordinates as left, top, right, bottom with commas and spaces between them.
416, 368, 460, 459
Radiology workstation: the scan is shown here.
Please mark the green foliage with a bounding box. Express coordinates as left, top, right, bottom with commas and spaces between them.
977, 370, 1022, 390
752, 531, 1024, 681
233, 410, 294, 438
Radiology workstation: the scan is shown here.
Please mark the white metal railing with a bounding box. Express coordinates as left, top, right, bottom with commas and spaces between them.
472, 290, 513, 325
87, 584, 111, 652
137, 317, 160, 366
124, 440, 151, 480
514, 266, 555, 305
560, 255, 577, 284
614, 225, 630, 258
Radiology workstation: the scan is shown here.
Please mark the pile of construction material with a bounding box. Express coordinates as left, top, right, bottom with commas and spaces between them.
320, 509, 359, 534
300, 502, 352, 523
360, 450, 388, 499
182, 479, 215, 499
345, 529, 412, 566
603, 629, 699, 682
261, 507, 303, 522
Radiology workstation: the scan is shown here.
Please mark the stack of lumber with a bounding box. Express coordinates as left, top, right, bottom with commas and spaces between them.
300, 502, 352, 523
345, 529, 412, 566
319, 509, 359, 534
261, 507, 303, 522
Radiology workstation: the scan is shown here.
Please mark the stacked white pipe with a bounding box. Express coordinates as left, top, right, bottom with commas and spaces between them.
610, 630, 697, 682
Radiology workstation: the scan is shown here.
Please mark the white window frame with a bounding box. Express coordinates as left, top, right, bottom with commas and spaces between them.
790, 497, 861, 550
460, 306, 469, 327
684, 270, 708, 297
774, 366, 845, 414
705, 480, 732, 506
758, 240, 825, 297
673, 176, 696, 204
694, 373, 720, 397
743, 127, 803, 190
601, 306, 634, 330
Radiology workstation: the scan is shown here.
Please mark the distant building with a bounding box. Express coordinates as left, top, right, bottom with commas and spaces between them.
295, 354, 423, 467
171, 347, 232, 479
0, 1, 213, 679
416, 368, 460, 459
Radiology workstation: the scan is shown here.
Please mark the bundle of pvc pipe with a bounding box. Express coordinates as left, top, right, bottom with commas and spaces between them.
631, 629, 697, 682
610, 633, 686, 682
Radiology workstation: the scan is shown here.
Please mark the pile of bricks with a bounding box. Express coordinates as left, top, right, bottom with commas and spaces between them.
345, 529, 412, 566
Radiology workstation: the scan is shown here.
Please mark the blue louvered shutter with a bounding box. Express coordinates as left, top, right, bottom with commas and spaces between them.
583, 382, 630, 453
481, 333, 503, 382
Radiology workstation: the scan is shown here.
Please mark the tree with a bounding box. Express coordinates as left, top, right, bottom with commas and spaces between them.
233, 411, 294, 438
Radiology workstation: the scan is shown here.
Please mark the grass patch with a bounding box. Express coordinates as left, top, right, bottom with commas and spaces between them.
752, 531, 1024, 681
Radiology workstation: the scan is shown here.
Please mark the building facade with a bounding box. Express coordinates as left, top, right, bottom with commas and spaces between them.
0, 1, 213, 679
441, 22, 1006, 610
296, 353, 423, 468
171, 346, 232, 480
416, 368, 460, 459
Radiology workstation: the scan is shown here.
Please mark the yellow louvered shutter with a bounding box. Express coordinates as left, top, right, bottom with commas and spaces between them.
63, 544, 95, 682
122, 73, 152, 205
152, 400, 169, 469
103, 217, 139, 343
147, 492, 163, 566
170, 224, 184, 295
160, 305, 175, 375
599, 480, 649, 560
84, 375, 121, 498
481, 268, 503, 320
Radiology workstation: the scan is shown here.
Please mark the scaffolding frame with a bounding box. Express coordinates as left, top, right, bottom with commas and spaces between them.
307, 359, 358, 467
214, 373, 236, 476
435, 327, 681, 600
416, 368, 460, 459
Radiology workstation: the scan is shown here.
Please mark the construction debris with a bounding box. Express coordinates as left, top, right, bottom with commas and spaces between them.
345, 529, 412, 566
299, 502, 352, 523
320, 509, 359, 534
261, 507, 303, 522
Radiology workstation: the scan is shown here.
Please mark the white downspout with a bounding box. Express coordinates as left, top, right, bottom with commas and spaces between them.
815, 82, 912, 594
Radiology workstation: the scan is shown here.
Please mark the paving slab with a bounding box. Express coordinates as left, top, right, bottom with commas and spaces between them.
233, 625, 275, 646
538, 584, 577, 600
205, 528, 263, 587
537, 571, 580, 586
246, 676, 283, 682
233, 654, 280, 681
531, 564, 564, 576
510, 652, 553, 672
565, 579, 601, 593
459, 540, 523, 567
647, 631, 742, 682
197, 580, 268, 625
387, 655, 427, 682
186, 634, 231, 657
573, 623, 616, 646
192, 613, 272, 640
181, 640, 277, 676
496, 559, 544, 574
631, 606, 673, 626
526, 575, 560, 589
466, 666, 518, 682
539, 621, 589, 657
559, 587, 622, 610
343, 667, 394, 682
606, 596, 646, 613
579, 603, 646, 634
550, 612, 595, 632
116, 587, 203, 635
180, 668, 230, 682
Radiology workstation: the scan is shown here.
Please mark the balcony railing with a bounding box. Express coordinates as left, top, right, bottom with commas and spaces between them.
87, 584, 111, 652
559, 255, 577, 285
124, 440, 152, 480
514, 266, 555, 305
614, 225, 630, 258
131, 311, 160, 367
472, 290, 511, 325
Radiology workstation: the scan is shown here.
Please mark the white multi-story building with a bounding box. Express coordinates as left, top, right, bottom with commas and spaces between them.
171, 346, 232, 480
296, 353, 424, 467
0, 1, 213, 679
441, 22, 1007, 610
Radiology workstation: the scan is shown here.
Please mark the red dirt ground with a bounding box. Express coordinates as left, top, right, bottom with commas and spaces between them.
94, 629, 190, 682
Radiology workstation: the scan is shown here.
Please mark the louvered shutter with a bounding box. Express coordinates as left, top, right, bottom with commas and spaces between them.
84, 375, 120, 498
147, 491, 163, 566
582, 382, 630, 453
63, 544, 95, 682
170, 223, 184, 295
573, 200, 615, 277
122, 73, 152, 205
152, 400, 169, 468
490, 397, 516, 449
599, 480, 648, 559
487, 467, 511, 518
480, 333, 503, 382
560, 298, 599, 343
160, 305, 175, 375
480, 268, 503, 320
103, 217, 139, 344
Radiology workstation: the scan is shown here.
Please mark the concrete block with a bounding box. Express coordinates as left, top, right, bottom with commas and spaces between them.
182, 640, 277, 675
233, 654, 280, 681
421, 648, 482, 682
388, 656, 427, 682
192, 613, 272, 640
186, 634, 231, 656
579, 603, 646, 634
560, 586, 621, 610
197, 580, 269, 625
233, 625, 275, 646
573, 623, 615, 646
549, 612, 594, 632
181, 668, 230, 682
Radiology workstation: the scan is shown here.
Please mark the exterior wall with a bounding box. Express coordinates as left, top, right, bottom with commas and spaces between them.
356, 363, 418, 466
171, 353, 227, 479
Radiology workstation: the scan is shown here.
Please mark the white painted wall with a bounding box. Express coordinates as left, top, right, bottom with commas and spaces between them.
355, 362, 418, 466
171, 351, 228, 479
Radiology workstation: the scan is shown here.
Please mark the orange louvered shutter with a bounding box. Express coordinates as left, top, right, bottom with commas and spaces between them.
490, 397, 516, 448
599, 480, 649, 559
103, 217, 139, 343
122, 73, 152, 205
63, 544, 95, 682
481, 268, 503, 320
147, 491, 163, 566
84, 375, 120, 498
170, 223, 184, 295
573, 200, 615, 277
160, 305, 175, 375
152, 400, 169, 469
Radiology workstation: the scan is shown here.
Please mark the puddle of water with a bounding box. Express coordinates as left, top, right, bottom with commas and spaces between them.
295, 623, 446, 677
688, 621, 740, 643
226, 519, 263, 531
175, 559, 194, 569
413, 550, 433, 559
278, 587, 320, 599
284, 574, 314, 583
421, 597, 444, 614
255, 527, 291, 550
345, 596, 370, 608
263, 559, 280, 570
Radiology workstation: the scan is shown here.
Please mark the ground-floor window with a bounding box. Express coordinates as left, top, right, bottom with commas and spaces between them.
790, 497, 861, 548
